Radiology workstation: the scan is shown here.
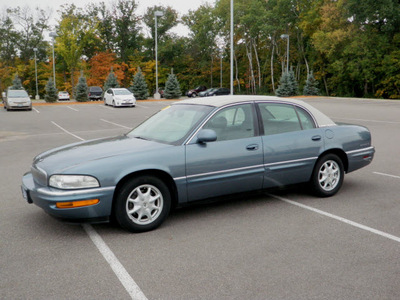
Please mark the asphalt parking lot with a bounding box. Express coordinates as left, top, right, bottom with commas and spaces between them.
1, 97, 399, 299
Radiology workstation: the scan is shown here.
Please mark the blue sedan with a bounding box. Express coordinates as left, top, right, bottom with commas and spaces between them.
21, 96, 375, 232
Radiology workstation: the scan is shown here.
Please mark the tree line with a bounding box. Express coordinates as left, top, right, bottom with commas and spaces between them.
1, 0, 399, 99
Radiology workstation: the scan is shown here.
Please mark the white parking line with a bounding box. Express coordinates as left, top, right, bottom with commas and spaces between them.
32, 107, 40, 113
99, 104, 114, 110
51, 121, 145, 299
333, 117, 400, 125
135, 103, 148, 108
373, 172, 400, 179
83, 224, 148, 300
67, 106, 79, 111
101, 119, 131, 129
269, 194, 400, 244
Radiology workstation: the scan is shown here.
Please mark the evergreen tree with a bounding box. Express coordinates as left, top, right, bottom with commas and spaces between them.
276, 70, 299, 97
11, 74, 23, 90
104, 71, 120, 91
164, 71, 182, 99
75, 73, 89, 102
130, 67, 149, 100
303, 71, 320, 96
44, 78, 58, 103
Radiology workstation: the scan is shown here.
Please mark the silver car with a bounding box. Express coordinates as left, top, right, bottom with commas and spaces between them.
3, 89, 32, 111
21, 96, 374, 232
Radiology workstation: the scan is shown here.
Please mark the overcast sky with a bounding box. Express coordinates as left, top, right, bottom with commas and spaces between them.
1, 0, 213, 35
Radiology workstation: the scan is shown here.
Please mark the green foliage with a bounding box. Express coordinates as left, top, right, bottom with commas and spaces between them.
104, 71, 120, 91
276, 71, 299, 97
164, 71, 182, 99
11, 74, 23, 89
130, 68, 149, 100
44, 78, 58, 103
303, 71, 319, 96
75, 74, 88, 102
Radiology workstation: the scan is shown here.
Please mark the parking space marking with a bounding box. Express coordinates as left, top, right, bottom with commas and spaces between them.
135, 103, 149, 108
83, 224, 148, 300
373, 172, 400, 179
51, 121, 85, 141
51, 121, 146, 299
67, 106, 79, 111
99, 105, 114, 110
269, 194, 400, 244
101, 119, 131, 129
32, 107, 40, 113
333, 117, 400, 125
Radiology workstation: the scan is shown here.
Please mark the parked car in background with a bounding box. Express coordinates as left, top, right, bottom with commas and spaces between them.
104, 88, 136, 107
58, 91, 70, 101
88, 86, 103, 101
22, 95, 375, 233
199, 88, 217, 97
3, 89, 32, 111
207, 87, 230, 96
187, 85, 207, 98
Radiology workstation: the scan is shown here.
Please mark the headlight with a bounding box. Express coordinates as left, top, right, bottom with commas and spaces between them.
49, 175, 100, 189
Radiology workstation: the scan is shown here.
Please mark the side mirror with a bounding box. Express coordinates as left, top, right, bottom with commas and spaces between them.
197, 129, 217, 143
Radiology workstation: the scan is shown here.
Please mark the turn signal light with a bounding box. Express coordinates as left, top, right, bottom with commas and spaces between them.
56, 199, 99, 209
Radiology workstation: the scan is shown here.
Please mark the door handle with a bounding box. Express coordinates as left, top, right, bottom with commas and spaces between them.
312, 135, 322, 141
246, 144, 259, 151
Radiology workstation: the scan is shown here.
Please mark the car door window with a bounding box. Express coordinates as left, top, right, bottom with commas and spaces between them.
203, 104, 255, 141
296, 107, 316, 130
258, 103, 303, 135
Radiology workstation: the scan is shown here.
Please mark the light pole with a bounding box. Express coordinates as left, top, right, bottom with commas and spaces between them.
220, 49, 223, 88
280, 34, 289, 73
49, 32, 58, 88
230, 0, 234, 94
154, 10, 164, 99
33, 48, 39, 100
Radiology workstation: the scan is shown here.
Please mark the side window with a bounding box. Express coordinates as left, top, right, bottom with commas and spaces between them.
258, 103, 302, 135
296, 107, 316, 130
203, 104, 255, 141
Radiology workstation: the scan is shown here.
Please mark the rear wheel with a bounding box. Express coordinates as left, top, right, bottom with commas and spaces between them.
311, 154, 344, 197
114, 176, 171, 233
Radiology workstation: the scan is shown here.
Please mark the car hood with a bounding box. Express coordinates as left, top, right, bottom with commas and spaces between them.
33, 135, 170, 174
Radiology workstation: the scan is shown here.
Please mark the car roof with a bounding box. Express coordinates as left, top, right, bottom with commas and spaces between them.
176, 95, 336, 127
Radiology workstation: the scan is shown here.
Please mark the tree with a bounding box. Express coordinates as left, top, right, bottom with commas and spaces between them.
104, 71, 120, 91
44, 78, 58, 102
276, 70, 298, 97
164, 71, 182, 99
75, 73, 88, 102
303, 71, 319, 95
11, 74, 23, 89
130, 67, 149, 100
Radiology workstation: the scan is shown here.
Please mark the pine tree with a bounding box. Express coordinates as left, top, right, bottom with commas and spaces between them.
164, 71, 182, 99
276, 70, 299, 97
44, 78, 58, 103
11, 74, 23, 90
104, 71, 120, 91
303, 71, 320, 96
130, 67, 149, 100
75, 73, 89, 102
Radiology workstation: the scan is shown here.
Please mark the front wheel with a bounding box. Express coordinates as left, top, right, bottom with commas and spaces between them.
310, 154, 344, 197
114, 176, 171, 233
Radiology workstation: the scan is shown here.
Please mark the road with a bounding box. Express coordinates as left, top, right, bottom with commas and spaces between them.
1, 97, 399, 299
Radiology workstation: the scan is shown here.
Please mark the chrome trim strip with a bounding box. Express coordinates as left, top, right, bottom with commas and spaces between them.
264, 157, 318, 167
186, 164, 265, 179
36, 186, 115, 197
346, 146, 374, 155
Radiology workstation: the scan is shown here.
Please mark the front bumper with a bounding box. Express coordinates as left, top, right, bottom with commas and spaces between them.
22, 172, 115, 220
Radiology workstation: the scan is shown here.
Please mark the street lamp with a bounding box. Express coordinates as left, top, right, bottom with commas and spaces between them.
220, 49, 223, 88
154, 10, 164, 99
49, 32, 58, 88
230, 0, 234, 95
33, 48, 39, 100
280, 34, 289, 73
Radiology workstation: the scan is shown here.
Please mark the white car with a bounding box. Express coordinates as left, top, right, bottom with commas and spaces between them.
3, 89, 32, 111
58, 91, 70, 101
104, 88, 136, 107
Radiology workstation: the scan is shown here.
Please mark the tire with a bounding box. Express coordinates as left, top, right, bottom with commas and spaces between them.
112, 100, 116, 107
311, 154, 344, 197
114, 176, 171, 233
192, 93, 197, 98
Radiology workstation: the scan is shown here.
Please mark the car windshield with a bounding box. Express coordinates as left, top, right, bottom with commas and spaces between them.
114, 89, 131, 95
8, 90, 28, 98
127, 104, 213, 144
